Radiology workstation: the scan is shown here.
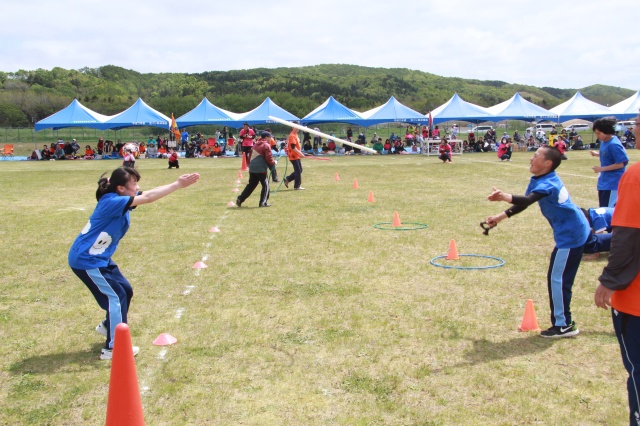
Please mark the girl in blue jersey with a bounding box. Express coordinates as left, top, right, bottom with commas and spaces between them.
486, 146, 590, 338
68, 167, 200, 359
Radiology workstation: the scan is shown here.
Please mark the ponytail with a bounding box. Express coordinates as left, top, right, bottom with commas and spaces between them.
95, 167, 141, 201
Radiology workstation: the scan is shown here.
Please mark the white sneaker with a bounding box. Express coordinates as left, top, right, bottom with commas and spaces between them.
294, 187, 305, 190
95, 322, 108, 337
100, 346, 140, 360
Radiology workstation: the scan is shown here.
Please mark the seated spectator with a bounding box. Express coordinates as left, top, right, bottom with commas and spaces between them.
54, 144, 65, 159
327, 140, 336, 152
168, 149, 179, 169
432, 126, 441, 139
513, 130, 521, 142
572, 135, 584, 150
535, 129, 546, 144
185, 142, 196, 158
343, 142, 353, 155
303, 140, 314, 155
321, 143, 329, 154
41, 144, 52, 160
200, 145, 211, 158
71, 139, 80, 155
372, 138, 384, 154
146, 143, 158, 158
393, 139, 404, 154
482, 137, 492, 152
138, 142, 146, 156
84, 145, 95, 160
383, 139, 391, 154
389, 132, 398, 142
422, 126, 429, 139
211, 143, 222, 157
115, 140, 124, 156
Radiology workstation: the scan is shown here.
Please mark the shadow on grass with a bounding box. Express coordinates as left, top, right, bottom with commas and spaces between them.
8, 343, 104, 375
436, 330, 616, 372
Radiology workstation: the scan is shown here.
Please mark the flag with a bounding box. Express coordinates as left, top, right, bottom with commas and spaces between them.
428, 111, 433, 130
171, 113, 181, 141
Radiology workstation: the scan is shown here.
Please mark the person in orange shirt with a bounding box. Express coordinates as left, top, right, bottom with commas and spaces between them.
201, 145, 210, 158
211, 143, 222, 157
84, 145, 95, 160
595, 115, 640, 424
157, 145, 168, 158
283, 127, 305, 190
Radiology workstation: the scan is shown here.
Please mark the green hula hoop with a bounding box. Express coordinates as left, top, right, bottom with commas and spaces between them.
430, 254, 505, 270
374, 222, 429, 231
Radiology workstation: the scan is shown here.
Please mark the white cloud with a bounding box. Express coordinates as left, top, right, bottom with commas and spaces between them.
1, 0, 638, 89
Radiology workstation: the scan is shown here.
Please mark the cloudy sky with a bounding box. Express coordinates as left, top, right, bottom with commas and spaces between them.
2, 0, 638, 91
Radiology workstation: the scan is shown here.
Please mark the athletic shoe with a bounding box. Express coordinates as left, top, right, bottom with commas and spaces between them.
540, 321, 579, 338
283, 180, 289, 188
95, 321, 108, 337
272, 179, 280, 182
235, 198, 242, 208
100, 346, 139, 360
259, 203, 271, 207
294, 187, 305, 190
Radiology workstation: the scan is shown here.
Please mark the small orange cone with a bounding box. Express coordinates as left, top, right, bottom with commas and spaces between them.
105, 323, 144, 426
238, 171, 243, 179
334, 172, 340, 182
232, 188, 239, 192
392, 212, 402, 227
227, 201, 235, 207
241, 153, 248, 171
153, 333, 177, 346
518, 299, 541, 332
368, 191, 375, 202
209, 226, 220, 233
353, 179, 359, 189
446, 239, 459, 260
192, 261, 208, 269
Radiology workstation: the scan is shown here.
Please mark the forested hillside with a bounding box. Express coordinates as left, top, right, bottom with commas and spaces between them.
0, 64, 634, 127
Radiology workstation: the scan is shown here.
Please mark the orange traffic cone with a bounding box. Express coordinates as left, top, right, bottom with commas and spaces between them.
334, 172, 340, 182
518, 299, 541, 332
353, 179, 359, 189
105, 323, 144, 426
392, 212, 402, 227
368, 191, 375, 202
446, 239, 459, 260
241, 153, 248, 171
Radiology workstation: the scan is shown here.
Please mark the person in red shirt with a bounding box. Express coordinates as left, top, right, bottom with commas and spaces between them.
497, 137, 511, 161
438, 139, 452, 163
168, 149, 179, 169
235, 131, 276, 207
554, 136, 568, 160
283, 128, 305, 190
595, 115, 640, 424
239, 122, 256, 164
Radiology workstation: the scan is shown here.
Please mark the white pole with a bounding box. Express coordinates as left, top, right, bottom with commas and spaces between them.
267, 116, 378, 154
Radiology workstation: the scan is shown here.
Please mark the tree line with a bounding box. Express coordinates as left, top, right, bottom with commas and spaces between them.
0, 64, 635, 128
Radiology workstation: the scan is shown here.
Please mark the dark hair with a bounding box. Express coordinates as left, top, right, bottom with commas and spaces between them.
539, 145, 562, 171
580, 207, 592, 228
592, 117, 617, 135
96, 167, 141, 201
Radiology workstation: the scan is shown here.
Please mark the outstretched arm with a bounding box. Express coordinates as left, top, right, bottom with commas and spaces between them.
131, 173, 200, 206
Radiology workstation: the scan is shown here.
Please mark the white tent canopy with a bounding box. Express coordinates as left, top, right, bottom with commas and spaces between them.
609, 91, 640, 121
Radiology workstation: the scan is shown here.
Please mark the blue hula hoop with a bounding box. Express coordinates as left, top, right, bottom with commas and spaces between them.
430, 254, 505, 270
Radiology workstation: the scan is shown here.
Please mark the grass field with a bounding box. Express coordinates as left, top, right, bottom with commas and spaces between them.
0, 148, 635, 425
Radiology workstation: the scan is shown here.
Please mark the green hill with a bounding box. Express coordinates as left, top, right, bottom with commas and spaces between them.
0, 64, 634, 127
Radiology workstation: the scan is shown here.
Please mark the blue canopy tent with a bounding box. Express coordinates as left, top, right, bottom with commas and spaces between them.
549, 91, 612, 123
356, 96, 429, 126
609, 91, 640, 120
101, 98, 170, 130
35, 99, 111, 131
431, 93, 493, 125
236, 97, 299, 126
485, 92, 557, 122
176, 98, 241, 128
301, 96, 363, 125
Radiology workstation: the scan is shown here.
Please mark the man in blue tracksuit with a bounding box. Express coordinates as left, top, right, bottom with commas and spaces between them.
486, 145, 590, 337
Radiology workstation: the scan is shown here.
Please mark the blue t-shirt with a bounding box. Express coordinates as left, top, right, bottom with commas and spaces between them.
589, 207, 614, 233
68, 193, 134, 269
526, 172, 590, 249
181, 131, 189, 143
598, 135, 628, 190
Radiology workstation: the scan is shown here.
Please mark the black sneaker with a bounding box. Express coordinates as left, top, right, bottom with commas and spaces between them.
236, 198, 242, 207
540, 321, 579, 338
283, 180, 289, 188
259, 203, 271, 207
